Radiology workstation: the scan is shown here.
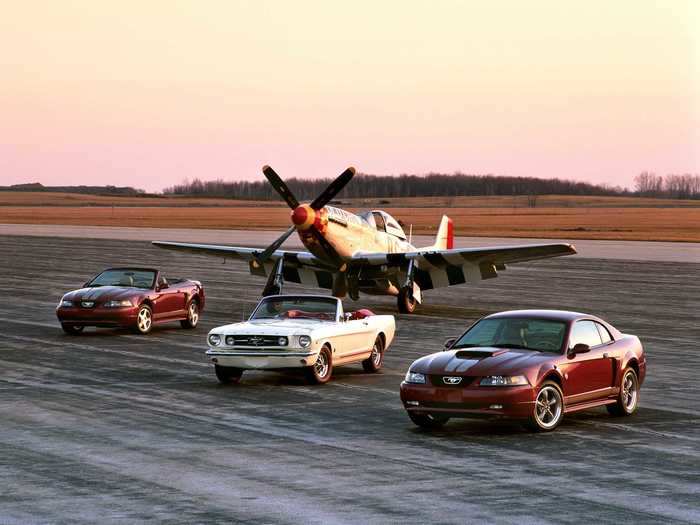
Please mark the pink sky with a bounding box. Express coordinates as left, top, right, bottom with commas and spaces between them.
1, 1, 698, 192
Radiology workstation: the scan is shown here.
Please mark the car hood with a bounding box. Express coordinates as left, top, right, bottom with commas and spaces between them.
63, 286, 146, 302
210, 319, 328, 336
410, 347, 555, 377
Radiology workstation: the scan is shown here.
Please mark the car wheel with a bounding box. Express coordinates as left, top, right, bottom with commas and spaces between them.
61, 323, 84, 335
397, 287, 417, 314
362, 336, 384, 372
526, 381, 564, 432
407, 412, 450, 430
134, 305, 153, 334
607, 368, 639, 416
215, 365, 243, 384
180, 300, 200, 329
305, 345, 332, 384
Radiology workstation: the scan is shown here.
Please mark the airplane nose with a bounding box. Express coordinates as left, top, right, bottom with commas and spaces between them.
291, 205, 315, 230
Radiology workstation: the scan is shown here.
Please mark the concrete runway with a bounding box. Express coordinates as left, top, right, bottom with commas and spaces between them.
1, 234, 699, 524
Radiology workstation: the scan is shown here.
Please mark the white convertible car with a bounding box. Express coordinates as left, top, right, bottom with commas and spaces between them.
206, 295, 396, 384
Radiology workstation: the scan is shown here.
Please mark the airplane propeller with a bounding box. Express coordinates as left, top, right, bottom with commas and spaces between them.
254, 165, 355, 266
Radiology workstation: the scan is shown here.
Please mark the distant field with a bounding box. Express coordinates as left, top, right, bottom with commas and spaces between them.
2, 191, 700, 208
1, 191, 699, 241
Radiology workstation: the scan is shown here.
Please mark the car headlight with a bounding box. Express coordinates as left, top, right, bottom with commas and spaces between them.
298, 335, 312, 348
479, 375, 529, 386
104, 299, 133, 308
208, 334, 222, 346
225, 335, 235, 346
404, 370, 427, 384
59, 299, 73, 307
277, 336, 288, 346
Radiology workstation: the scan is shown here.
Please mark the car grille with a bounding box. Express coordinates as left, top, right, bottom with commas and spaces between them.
429, 375, 476, 387
227, 335, 283, 347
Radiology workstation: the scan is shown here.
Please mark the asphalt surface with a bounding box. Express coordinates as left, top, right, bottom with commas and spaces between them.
1, 234, 699, 524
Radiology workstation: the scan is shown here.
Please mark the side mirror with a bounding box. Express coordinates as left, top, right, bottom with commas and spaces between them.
343, 313, 352, 322
156, 283, 168, 291
444, 337, 457, 350
569, 343, 591, 356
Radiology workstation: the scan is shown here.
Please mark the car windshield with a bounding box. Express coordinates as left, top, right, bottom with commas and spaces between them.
453, 318, 566, 353
250, 297, 338, 321
87, 269, 156, 289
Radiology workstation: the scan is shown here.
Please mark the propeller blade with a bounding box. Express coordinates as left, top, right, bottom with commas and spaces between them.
262, 165, 299, 209
256, 225, 296, 262
310, 167, 355, 210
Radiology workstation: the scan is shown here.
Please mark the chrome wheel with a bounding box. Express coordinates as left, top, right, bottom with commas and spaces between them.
137, 307, 152, 333
622, 370, 638, 412
535, 385, 563, 429
371, 342, 381, 366
315, 351, 329, 379
188, 302, 199, 326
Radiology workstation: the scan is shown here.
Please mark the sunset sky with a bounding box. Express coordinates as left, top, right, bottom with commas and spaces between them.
1, 1, 698, 192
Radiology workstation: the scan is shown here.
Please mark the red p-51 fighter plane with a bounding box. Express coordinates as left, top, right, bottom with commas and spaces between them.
153, 166, 576, 313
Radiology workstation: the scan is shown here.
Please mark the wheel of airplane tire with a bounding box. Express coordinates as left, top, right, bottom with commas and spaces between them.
407, 412, 449, 430
525, 381, 564, 432
61, 323, 84, 335
305, 345, 332, 384
397, 287, 417, 314
607, 368, 639, 417
362, 336, 384, 373
134, 304, 153, 334
215, 365, 243, 384
180, 300, 200, 329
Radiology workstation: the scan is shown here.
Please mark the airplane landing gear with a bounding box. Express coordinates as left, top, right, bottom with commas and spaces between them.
262, 258, 284, 296
398, 287, 417, 314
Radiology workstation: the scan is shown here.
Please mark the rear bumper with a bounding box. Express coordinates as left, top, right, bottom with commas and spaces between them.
206, 349, 317, 370
56, 306, 138, 327
400, 382, 536, 419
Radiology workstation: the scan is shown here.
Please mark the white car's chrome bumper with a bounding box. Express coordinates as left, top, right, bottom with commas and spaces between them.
206, 349, 317, 369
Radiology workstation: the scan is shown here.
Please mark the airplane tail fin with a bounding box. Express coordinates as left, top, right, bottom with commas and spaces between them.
431, 215, 454, 250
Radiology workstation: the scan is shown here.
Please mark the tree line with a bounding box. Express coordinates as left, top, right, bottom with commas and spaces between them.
633, 172, 700, 199
163, 172, 633, 200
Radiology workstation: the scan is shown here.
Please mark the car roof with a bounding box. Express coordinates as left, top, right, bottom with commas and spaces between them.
484, 309, 599, 322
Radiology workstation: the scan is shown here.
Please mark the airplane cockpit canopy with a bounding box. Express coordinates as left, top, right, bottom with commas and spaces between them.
359, 210, 407, 240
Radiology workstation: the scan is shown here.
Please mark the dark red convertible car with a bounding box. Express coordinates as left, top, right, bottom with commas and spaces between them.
400, 310, 646, 432
56, 267, 205, 335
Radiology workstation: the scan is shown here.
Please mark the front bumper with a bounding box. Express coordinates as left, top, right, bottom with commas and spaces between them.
56, 306, 139, 327
206, 349, 317, 370
400, 382, 536, 419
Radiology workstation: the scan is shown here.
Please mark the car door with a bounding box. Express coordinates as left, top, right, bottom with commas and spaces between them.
335, 315, 374, 362
153, 276, 184, 319
561, 320, 616, 403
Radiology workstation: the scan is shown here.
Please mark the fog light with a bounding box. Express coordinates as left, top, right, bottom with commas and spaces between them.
489, 404, 503, 410
406, 401, 419, 406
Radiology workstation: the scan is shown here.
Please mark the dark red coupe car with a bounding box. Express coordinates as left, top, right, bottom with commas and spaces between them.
56, 267, 205, 335
400, 310, 646, 432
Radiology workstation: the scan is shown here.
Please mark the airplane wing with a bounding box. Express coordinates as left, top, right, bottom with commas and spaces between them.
350, 243, 577, 290
151, 241, 335, 289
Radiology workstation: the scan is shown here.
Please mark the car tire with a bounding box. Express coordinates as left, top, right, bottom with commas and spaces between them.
407, 412, 450, 430
134, 304, 153, 334
180, 300, 200, 329
61, 323, 84, 335
305, 345, 333, 384
607, 368, 639, 416
397, 287, 417, 314
526, 380, 565, 432
215, 365, 243, 384
362, 336, 384, 373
